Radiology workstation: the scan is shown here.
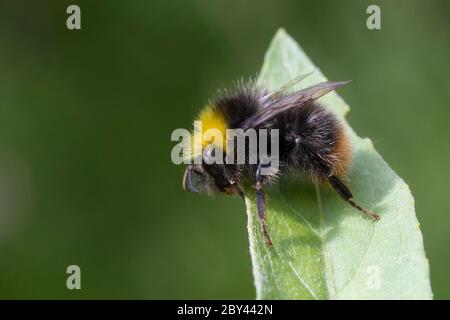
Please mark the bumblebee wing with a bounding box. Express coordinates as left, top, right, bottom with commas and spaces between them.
242, 80, 351, 129
259, 70, 316, 103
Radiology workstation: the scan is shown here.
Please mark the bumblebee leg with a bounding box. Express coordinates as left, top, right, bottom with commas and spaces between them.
256, 165, 273, 245
328, 176, 380, 222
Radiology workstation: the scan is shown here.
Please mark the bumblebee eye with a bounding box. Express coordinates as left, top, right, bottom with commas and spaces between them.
203, 145, 216, 165
183, 165, 207, 193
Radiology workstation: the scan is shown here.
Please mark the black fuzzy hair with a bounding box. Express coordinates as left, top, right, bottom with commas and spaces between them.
212, 79, 265, 129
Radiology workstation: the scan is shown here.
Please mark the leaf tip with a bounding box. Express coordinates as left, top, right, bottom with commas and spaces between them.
272, 27, 294, 45
275, 27, 287, 36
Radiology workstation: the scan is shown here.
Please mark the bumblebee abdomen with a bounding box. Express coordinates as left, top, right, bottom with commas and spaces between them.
278, 102, 350, 180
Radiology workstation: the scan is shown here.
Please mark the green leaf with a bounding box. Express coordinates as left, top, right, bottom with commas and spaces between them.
245, 29, 432, 300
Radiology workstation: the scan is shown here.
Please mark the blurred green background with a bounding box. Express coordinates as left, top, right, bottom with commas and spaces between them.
0, 0, 449, 299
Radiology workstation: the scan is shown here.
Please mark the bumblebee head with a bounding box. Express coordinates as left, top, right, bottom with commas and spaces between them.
182, 102, 238, 194
183, 144, 240, 196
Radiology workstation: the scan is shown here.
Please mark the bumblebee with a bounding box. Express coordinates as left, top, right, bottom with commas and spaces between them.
182, 75, 379, 245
